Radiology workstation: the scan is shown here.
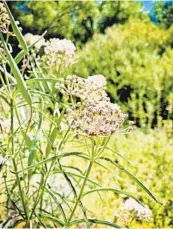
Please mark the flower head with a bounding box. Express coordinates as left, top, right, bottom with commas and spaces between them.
123, 198, 152, 221
0, 2, 10, 34
43, 38, 76, 68
23, 33, 45, 50
60, 75, 108, 103
66, 101, 127, 136
60, 75, 128, 136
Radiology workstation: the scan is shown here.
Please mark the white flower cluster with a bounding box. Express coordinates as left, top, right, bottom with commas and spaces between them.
0, 1, 10, 34
123, 198, 152, 221
48, 174, 70, 196
43, 38, 76, 67
23, 33, 46, 50
60, 74, 108, 103
59, 75, 127, 136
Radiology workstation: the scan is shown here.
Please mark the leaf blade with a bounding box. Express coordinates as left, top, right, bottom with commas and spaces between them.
69, 218, 121, 228
0, 33, 32, 105
4, 2, 28, 53
98, 157, 160, 203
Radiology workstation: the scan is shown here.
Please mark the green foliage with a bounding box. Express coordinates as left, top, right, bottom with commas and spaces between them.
62, 128, 173, 228
9, 0, 98, 45
9, 1, 144, 45
97, 1, 144, 32
152, 1, 173, 29
73, 18, 173, 127
110, 128, 173, 228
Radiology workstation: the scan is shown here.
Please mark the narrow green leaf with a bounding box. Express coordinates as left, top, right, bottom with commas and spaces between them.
0, 93, 10, 105
105, 147, 132, 165
28, 99, 43, 178
4, 2, 28, 53
46, 109, 65, 156
14, 50, 26, 65
0, 66, 16, 83
45, 187, 67, 223
82, 187, 144, 206
26, 78, 60, 85
14, 31, 47, 64
49, 188, 73, 210
69, 218, 121, 228
39, 213, 64, 227
61, 165, 84, 175
17, 152, 82, 174
28, 148, 36, 166
73, 153, 109, 171
54, 170, 101, 187
98, 157, 160, 203
0, 33, 32, 105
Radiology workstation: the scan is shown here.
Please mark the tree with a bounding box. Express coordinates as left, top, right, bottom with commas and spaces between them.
8, 1, 99, 45
97, 1, 144, 33
8, 1, 144, 45
151, 1, 173, 29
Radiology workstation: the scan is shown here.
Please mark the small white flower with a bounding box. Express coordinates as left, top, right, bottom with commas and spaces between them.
23, 33, 46, 50
87, 74, 107, 87
123, 198, 152, 221
43, 38, 76, 67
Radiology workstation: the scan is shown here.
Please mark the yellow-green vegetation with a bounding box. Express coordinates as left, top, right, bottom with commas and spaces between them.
62, 127, 173, 228
1, 128, 171, 228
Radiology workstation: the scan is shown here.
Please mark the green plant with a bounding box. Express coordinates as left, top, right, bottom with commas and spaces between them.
0, 3, 159, 228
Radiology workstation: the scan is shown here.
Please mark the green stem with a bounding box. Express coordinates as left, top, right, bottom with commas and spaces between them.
65, 160, 93, 227
96, 135, 112, 158
30, 125, 70, 219
10, 99, 29, 223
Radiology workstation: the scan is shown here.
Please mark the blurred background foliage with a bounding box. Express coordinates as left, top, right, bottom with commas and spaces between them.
8, 1, 143, 44
73, 19, 173, 128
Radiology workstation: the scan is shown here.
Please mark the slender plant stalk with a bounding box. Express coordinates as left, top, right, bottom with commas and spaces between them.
65, 160, 93, 227
65, 160, 94, 227
10, 99, 29, 224
64, 135, 112, 227
29, 123, 71, 219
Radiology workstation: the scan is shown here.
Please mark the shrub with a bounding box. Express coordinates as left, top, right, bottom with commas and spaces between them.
73, 18, 173, 128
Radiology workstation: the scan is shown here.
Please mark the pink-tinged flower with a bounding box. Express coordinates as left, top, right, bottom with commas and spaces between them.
59, 75, 128, 136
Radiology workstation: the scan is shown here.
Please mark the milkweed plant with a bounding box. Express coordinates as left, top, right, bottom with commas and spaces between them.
0, 2, 159, 228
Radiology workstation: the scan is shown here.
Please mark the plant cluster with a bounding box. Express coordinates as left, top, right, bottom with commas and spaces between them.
0, 2, 159, 228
